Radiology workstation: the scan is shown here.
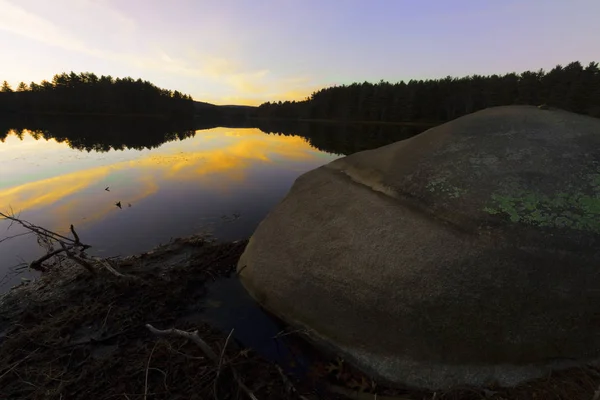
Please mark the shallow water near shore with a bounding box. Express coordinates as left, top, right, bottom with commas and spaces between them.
194, 276, 313, 378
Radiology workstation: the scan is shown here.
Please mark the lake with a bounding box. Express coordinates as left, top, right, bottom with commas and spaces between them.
0, 118, 428, 292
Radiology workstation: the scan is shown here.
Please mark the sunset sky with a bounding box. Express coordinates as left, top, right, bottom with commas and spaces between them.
0, 0, 598, 106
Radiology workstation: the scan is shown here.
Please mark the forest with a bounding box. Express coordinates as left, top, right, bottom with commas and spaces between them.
0, 72, 196, 118
255, 61, 600, 123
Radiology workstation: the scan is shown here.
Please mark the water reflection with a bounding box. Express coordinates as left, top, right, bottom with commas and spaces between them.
0, 117, 429, 291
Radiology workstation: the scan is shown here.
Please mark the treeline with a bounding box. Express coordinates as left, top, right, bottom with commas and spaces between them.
0, 72, 195, 118
256, 61, 600, 123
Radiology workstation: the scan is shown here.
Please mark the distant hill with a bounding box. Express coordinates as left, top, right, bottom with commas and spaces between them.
193, 101, 256, 122
219, 105, 257, 110
193, 101, 255, 111
193, 101, 219, 110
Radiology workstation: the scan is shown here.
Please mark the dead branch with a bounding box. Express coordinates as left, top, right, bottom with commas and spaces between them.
146, 325, 219, 361
145, 324, 258, 400
59, 242, 96, 275
30, 247, 72, 271
90, 256, 129, 278
70, 224, 81, 244
1, 210, 135, 278
1, 211, 76, 244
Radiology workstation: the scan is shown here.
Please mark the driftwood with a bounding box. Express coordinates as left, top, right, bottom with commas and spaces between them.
0, 211, 130, 278
146, 324, 258, 400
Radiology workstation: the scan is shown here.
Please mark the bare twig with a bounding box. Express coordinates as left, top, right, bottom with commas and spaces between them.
0, 211, 110, 276
231, 370, 258, 400
1, 212, 131, 278
101, 303, 114, 330
4, 206, 18, 230
148, 368, 168, 391
214, 329, 235, 400
0, 348, 39, 380
273, 327, 312, 339
236, 265, 248, 276
145, 325, 218, 361
144, 342, 158, 400
0, 231, 32, 244
0, 358, 28, 381
1, 211, 75, 244
146, 324, 258, 400
217, 329, 234, 378
276, 365, 311, 400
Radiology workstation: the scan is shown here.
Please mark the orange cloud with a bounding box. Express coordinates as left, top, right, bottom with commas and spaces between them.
0, 165, 114, 212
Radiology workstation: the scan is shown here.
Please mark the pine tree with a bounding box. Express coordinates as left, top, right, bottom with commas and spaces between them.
1, 81, 13, 92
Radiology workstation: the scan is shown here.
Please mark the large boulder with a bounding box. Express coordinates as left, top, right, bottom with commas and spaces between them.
237, 106, 600, 389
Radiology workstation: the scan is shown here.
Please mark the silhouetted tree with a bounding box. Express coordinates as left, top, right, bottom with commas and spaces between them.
1, 81, 13, 93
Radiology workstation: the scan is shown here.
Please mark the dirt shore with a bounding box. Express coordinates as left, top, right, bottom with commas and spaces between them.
1, 237, 599, 400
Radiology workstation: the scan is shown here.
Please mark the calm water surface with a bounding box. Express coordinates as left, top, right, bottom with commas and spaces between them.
0, 120, 427, 291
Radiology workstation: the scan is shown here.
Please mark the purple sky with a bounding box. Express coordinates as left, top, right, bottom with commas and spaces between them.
0, 0, 598, 105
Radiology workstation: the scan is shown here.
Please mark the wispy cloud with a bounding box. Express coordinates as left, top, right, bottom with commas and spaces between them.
129, 49, 315, 104
0, 0, 89, 53
0, 0, 315, 104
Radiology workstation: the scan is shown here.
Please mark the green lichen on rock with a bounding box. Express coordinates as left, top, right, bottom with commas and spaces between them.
484, 171, 600, 232
427, 176, 467, 199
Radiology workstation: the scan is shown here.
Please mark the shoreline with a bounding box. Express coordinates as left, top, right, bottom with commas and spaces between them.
1, 237, 600, 400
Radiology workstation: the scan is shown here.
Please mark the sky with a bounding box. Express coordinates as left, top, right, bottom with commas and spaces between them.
0, 0, 598, 106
